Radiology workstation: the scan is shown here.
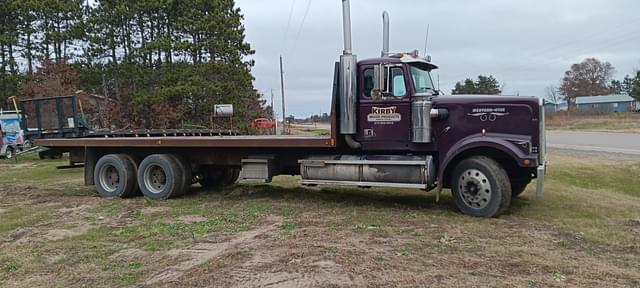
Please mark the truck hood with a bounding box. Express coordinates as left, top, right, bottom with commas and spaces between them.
433, 95, 540, 105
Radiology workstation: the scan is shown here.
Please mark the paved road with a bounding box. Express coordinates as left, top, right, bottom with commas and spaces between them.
547, 131, 640, 156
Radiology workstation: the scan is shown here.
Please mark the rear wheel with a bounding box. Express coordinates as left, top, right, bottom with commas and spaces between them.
38, 151, 49, 160
49, 151, 63, 159
199, 167, 239, 188
94, 154, 138, 198
199, 168, 224, 188
138, 154, 186, 200
222, 168, 240, 185
451, 156, 512, 218
170, 154, 193, 195
38, 150, 63, 159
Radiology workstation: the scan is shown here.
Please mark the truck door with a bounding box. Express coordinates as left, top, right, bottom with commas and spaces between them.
358, 64, 411, 145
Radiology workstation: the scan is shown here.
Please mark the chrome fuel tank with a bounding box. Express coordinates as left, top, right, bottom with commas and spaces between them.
411, 100, 432, 143
299, 155, 435, 190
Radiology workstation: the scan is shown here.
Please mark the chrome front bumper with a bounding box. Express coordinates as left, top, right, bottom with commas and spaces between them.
535, 162, 546, 198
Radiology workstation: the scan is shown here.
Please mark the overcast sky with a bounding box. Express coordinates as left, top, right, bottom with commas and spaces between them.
235, 0, 640, 117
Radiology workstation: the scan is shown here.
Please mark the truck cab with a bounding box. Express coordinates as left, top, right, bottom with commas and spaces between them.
304, 48, 546, 217
302, 0, 546, 217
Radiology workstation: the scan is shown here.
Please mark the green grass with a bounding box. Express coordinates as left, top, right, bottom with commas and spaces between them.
511, 155, 640, 245
551, 163, 640, 197
300, 128, 330, 136
0, 158, 82, 189
0, 206, 56, 234
2, 261, 18, 273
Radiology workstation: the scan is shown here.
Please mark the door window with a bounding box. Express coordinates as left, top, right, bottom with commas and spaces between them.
363, 68, 375, 98
362, 66, 406, 99
391, 68, 406, 97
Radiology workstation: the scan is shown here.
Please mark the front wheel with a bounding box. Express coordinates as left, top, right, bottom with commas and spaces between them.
450, 156, 512, 218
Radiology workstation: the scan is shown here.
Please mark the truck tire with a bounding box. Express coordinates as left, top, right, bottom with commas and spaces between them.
38, 151, 49, 160
199, 168, 225, 188
94, 154, 138, 198
199, 167, 239, 188
49, 151, 63, 159
138, 154, 186, 200
169, 154, 193, 195
450, 156, 512, 218
222, 168, 240, 185
511, 180, 530, 197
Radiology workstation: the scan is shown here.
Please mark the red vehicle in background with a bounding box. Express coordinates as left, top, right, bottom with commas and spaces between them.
251, 118, 276, 129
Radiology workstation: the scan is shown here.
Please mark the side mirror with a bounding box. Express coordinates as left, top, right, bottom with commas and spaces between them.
372, 64, 383, 99
372, 64, 390, 98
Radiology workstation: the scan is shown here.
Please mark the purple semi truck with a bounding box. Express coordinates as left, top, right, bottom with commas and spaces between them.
36, 0, 546, 217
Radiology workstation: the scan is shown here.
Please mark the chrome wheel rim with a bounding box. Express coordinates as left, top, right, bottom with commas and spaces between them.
99, 164, 120, 193
457, 169, 491, 209
144, 165, 167, 194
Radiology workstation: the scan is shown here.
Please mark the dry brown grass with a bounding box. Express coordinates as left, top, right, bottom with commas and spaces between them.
546, 112, 640, 133
0, 152, 639, 287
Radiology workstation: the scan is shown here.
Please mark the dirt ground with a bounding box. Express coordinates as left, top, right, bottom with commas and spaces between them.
0, 151, 639, 287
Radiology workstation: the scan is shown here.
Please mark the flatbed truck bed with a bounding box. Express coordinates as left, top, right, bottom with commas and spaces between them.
34, 135, 337, 149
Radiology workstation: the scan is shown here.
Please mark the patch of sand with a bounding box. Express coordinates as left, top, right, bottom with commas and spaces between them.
44, 223, 93, 240
145, 216, 283, 285
140, 206, 171, 215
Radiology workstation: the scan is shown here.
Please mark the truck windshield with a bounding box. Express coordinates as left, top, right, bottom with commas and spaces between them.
410, 65, 436, 95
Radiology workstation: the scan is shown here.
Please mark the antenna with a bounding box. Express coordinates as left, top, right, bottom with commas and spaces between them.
423, 24, 430, 56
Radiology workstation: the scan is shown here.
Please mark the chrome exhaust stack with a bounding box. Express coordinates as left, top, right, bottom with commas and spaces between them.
381, 11, 389, 57
339, 0, 358, 141
341, 0, 353, 55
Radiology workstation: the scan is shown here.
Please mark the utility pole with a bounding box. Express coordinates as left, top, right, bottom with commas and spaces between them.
279, 55, 287, 134
271, 89, 277, 135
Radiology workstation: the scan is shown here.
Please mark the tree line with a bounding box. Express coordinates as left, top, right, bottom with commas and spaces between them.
450, 58, 640, 108
451, 75, 502, 95
0, 0, 267, 129
552, 58, 640, 108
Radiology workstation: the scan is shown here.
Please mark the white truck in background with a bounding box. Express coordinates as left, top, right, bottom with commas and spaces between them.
0, 110, 27, 159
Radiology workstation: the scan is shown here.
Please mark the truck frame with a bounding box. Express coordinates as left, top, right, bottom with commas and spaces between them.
35, 0, 546, 218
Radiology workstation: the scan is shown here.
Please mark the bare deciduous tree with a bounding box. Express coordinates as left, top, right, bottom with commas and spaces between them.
560, 58, 614, 109
544, 85, 564, 112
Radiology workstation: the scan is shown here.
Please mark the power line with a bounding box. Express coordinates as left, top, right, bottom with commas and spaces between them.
289, 0, 313, 58
281, 0, 297, 54
491, 32, 640, 77
442, 26, 640, 88
484, 17, 640, 74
